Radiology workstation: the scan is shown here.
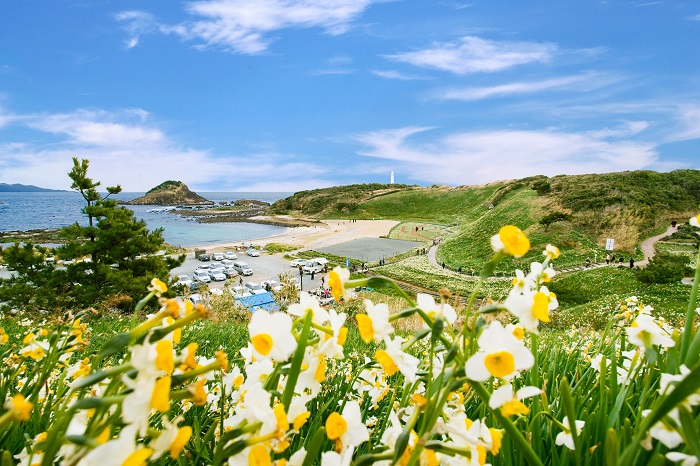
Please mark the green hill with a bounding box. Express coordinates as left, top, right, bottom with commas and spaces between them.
272, 170, 700, 271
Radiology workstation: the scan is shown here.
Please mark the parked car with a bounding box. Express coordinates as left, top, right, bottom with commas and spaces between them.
233, 261, 253, 276
229, 285, 251, 298
302, 260, 325, 275
190, 281, 207, 291
211, 252, 225, 261
195, 264, 212, 272
260, 280, 283, 292
208, 269, 226, 282
223, 266, 239, 278
246, 248, 260, 257
224, 251, 238, 260
193, 270, 211, 283
198, 253, 210, 262
281, 277, 301, 290
221, 259, 236, 268
289, 258, 308, 268
174, 275, 192, 287
244, 282, 267, 295
189, 294, 203, 306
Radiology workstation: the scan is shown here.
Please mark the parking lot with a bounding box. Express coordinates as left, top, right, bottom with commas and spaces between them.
171, 250, 327, 293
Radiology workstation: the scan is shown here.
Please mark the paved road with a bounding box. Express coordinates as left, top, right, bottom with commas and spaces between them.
0, 251, 327, 294
172, 250, 326, 293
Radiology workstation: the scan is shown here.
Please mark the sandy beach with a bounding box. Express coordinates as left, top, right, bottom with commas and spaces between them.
186, 218, 401, 254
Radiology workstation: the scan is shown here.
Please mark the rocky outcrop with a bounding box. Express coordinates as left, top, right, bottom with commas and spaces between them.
124, 181, 213, 206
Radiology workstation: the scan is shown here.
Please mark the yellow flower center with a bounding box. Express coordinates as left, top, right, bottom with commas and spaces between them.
375, 350, 399, 376
251, 334, 274, 356
294, 411, 311, 430
328, 271, 343, 302
121, 448, 153, 466
489, 428, 503, 455
184, 343, 198, 369
150, 376, 171, 412
484, 351, 515, 378
326, 412, 348, 440
512, 327, 525, 340
337, 327, 348, 346
356, 314, 375, 343
532, 292, 550, 322
9, 394, 33, 421
234, 375, 244, 389
248, 445, 271, 466
156, 340, 174, 375
501, 400, 530, 417
189, 379, 207, 406
274, 404, 289, 433
315, 356, 327, 383
170, 427, 192, 458
499, 225, 530, 258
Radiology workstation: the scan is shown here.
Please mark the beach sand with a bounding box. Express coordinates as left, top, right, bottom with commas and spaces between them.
186, 219, 401, 254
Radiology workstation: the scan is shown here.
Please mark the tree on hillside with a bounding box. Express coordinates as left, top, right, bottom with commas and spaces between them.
539, 212, 572, 231
0, 158, 184, 313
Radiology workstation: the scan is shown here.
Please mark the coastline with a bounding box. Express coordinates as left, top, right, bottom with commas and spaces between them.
184, 219, 401, 254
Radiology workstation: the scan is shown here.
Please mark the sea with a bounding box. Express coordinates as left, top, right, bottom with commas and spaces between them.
0, 191, 294, 248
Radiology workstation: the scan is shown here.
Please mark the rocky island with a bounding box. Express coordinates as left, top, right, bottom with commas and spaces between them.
124, 181, 214, 206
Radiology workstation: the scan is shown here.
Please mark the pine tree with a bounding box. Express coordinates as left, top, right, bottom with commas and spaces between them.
0, 158, 184, 313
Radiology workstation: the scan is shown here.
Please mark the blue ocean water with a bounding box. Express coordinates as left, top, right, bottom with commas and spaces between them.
0, 191, 293, 247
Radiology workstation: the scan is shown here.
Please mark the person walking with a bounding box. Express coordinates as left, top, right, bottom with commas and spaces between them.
629, 258, 635, 268
311, 270, 315, 280
321, 276, 325, 287
239, 276, 243, 286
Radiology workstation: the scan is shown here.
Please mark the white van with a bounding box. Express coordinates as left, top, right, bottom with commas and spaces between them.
302, 260, 325, 275
233, 261, 253, 276
221, 259, 236, 268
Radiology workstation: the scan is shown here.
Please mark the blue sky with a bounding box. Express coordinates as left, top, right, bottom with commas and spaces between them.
1, 1, 699, 192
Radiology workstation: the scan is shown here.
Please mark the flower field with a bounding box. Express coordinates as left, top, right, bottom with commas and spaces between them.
1, 220, 699, 466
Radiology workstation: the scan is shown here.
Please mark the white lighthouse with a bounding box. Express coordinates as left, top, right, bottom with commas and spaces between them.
390, 171, 394, 184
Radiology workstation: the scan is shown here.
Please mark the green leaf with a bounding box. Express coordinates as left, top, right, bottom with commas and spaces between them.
301, 427, 327, 466
604, 428, 618, 466
97, 332, 131, 359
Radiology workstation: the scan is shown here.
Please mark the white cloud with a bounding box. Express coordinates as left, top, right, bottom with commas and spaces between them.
687, 13, 700, 20
162, 0, 379, 55
355, 126, 659, 185
385, 36, 557, 74
671, 104, 700, 141
115, 11, 157, 49
434, 72, 620, 101
371, 69, 430, 80
0, 108, 332, 191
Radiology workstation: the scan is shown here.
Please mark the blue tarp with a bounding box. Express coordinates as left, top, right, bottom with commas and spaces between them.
236, 292, 279, 313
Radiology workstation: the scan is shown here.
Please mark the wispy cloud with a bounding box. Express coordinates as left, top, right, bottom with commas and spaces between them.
384, 36, 557, 74
0, 108, 332, 191
433, 72, 621, 101
371, 69, 431, 80
115, 11, 157, 49
688, 13, 700, 20
355, 126, 660, 185
671, 104, 700, 141
157, 0, 379, 55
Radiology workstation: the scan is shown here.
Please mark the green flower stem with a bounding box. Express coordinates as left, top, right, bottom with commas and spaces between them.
470, 380, 544, 466
171, 360, 224, 386
680, 246, 700, 363
281, 310, 313, 412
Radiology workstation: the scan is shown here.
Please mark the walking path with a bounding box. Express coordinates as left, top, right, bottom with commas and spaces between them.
636, 224, 678, 267
426, 224, 680, 276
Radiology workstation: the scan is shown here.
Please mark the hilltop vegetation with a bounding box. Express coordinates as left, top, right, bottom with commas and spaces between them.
272, 170, 700, 272
125, 180, 213, 206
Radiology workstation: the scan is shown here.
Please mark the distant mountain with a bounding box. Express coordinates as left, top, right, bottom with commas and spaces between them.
124, 180, 213, 206
0, 183, 66, 192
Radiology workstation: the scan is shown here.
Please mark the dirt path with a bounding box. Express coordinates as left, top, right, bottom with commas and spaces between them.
636, 224, 678, 267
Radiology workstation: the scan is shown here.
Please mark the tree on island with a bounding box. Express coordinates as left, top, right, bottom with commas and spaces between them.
0, 158, 184, 313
